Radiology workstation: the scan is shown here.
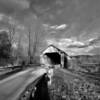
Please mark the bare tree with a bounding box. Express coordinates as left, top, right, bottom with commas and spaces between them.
27, 26, 32, 64
8, 25, 16, 45
24, 15, 43, 64
32, 24, 40, 63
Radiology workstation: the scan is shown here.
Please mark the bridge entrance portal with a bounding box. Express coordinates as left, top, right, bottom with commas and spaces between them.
44, 52, 61, 65
40, 45, 69, 68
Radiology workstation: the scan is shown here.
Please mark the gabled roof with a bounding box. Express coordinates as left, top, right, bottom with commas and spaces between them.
41, 44, 68, 56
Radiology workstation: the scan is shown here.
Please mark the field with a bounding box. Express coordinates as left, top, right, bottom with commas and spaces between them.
48, 68, 100, 100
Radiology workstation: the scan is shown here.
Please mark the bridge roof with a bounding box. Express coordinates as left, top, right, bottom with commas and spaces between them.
41, 45, 68, 56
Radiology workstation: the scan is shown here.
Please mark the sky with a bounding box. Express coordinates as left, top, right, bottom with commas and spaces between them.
0, 0, 100, 55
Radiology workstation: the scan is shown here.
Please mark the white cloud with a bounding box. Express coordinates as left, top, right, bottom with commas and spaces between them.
46, 39, 56, 45
50, 25, 58, 29
43, 23, 68, 31
56, 24, 67, 29
45, 37, 99, 55
59, 38, 85, 47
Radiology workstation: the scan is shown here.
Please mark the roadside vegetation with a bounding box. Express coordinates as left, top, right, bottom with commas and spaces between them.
49, 69, 100, 100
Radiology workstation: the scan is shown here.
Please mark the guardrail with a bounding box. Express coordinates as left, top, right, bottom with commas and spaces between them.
0, 68, 23, 80
1, 63, 41, 69
0, 63, 41, 80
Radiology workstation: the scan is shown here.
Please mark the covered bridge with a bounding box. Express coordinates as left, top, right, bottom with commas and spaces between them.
40, 45, 69, 68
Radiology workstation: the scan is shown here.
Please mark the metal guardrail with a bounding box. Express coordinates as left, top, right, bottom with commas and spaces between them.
0, 67, 23, 80
1, 63, 41, 69
0, 63, 41, 80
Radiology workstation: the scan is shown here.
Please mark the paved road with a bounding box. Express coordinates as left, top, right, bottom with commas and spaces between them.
0, 67, 47, 100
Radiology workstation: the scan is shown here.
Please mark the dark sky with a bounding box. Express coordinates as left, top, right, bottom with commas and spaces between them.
0, 0, 100, 55
1, 0, 100, 33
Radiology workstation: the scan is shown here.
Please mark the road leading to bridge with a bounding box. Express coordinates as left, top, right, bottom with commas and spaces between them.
0, 67, 47, 100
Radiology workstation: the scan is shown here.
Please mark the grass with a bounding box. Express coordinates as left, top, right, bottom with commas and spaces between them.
48, 68, 100, 100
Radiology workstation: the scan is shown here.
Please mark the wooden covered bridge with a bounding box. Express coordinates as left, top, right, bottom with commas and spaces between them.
40, 45, 70, 68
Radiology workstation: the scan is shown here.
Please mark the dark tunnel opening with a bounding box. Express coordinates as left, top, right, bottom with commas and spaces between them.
44, 52, 61, 65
